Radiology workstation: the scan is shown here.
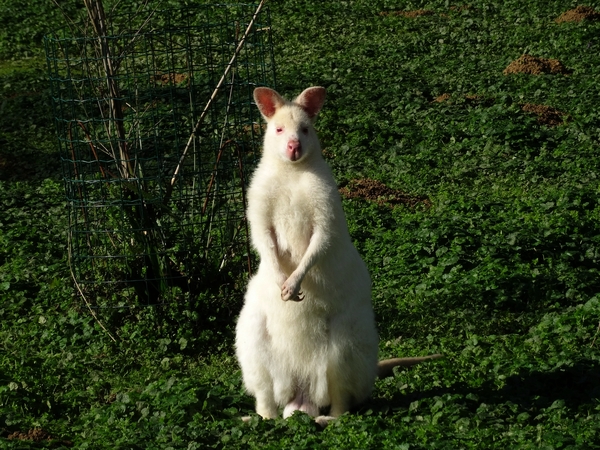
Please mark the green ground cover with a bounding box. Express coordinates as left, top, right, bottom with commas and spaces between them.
1, 0, 600, 448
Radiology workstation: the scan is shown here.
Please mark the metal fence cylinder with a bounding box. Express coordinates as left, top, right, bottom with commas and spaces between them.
44, 4, 275, 307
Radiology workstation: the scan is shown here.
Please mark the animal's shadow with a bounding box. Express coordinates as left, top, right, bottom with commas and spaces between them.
362, 359, 600, 417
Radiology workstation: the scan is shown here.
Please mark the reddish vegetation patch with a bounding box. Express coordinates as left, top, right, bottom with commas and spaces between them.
556, 5, 600, 23
339, 178, 431, 208
521, 103, 567, 126
153, 72, 189, 85
380, 9, 436, 18
503, 54, 571, 75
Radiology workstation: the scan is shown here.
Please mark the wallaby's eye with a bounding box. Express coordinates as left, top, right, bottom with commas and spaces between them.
276, 126, 284, 134
301, 127, 309, 134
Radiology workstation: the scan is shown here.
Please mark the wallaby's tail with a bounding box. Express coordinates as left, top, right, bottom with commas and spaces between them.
377, 354, 443, 378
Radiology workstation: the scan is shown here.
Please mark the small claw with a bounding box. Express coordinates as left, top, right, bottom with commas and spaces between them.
281, 290, 304, 302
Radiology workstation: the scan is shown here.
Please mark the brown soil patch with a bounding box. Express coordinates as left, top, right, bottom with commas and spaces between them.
7, 428, 73, 446
450, 5, 472, 12
521, 103, 567, 126
434, 93, 451, 103
380, 9, 435, 18
503, 54, 571, 75
433, 93, 493, 106
464, 94, 481, 102
8, 428, 52, 441
464, 94, 494, 106
152, 72, 189, 85
556, 5, 600, 23
339, 178, 431, 208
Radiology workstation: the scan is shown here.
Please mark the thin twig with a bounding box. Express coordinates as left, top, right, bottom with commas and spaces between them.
163, 0, 267, 205
202, 54, 237, 215
70, 120, 112, 179
84, 0, 133, 179
117, 5, 157, 60
68, 232, 117, 343
50, 0, 85, 37
202, 30, 238, 258
201, 139, 252, 276
202, 140, 236, 215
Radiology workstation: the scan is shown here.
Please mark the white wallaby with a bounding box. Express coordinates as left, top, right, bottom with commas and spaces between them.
235, 86, 441, 426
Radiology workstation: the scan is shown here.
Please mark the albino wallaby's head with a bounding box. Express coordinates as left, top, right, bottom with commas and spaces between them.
253, 86, 326, 163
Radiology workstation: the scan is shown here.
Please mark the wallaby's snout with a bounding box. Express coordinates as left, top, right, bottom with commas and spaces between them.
287, 139, 302, 161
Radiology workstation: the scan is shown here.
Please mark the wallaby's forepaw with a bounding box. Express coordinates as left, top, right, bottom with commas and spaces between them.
281, 275, 304, 301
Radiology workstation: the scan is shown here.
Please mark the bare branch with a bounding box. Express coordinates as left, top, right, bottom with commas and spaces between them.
163, 0, 267, 205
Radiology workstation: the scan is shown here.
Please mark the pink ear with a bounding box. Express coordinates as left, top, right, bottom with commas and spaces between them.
294, 87, 326, 119
253, 87, 285, 119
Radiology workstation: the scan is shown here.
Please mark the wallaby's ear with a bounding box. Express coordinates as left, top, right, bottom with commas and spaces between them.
294, 86, 326, 119
254, 87, 285, 119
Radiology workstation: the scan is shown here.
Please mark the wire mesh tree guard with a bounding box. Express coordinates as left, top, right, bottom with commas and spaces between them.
44, 3, 275, 308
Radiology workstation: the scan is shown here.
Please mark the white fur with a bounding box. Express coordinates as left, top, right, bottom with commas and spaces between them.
235, 87, 442, 424
235, 86, 379, 421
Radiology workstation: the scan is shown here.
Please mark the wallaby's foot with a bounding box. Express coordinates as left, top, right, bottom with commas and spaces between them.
256, 397, 278, 419
315, 415, 335, 427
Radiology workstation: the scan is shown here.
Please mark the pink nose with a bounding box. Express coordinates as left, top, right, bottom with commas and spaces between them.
287, 140, 302, 161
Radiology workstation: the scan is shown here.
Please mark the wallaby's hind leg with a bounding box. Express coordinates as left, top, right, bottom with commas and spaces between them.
324, 309, 378, 419
235, 279, 279, 419
327, 378, 351, 418
241, 389, 278, 422
314, 375, 363, 427
256, 391, 278, 419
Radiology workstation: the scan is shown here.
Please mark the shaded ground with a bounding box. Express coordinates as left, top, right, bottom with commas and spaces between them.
339, 178, 431, 208
0, 149, 62, 181
503, 54, 571, 75
556, 5, 600, 23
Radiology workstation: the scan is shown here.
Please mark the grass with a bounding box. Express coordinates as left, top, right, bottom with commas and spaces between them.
1, 0, 600, 448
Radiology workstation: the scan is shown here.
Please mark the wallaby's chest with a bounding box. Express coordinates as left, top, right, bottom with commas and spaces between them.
268, 182, 315, 255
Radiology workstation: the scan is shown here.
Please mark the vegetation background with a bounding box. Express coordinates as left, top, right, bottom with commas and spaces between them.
1, 0, 600, 448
